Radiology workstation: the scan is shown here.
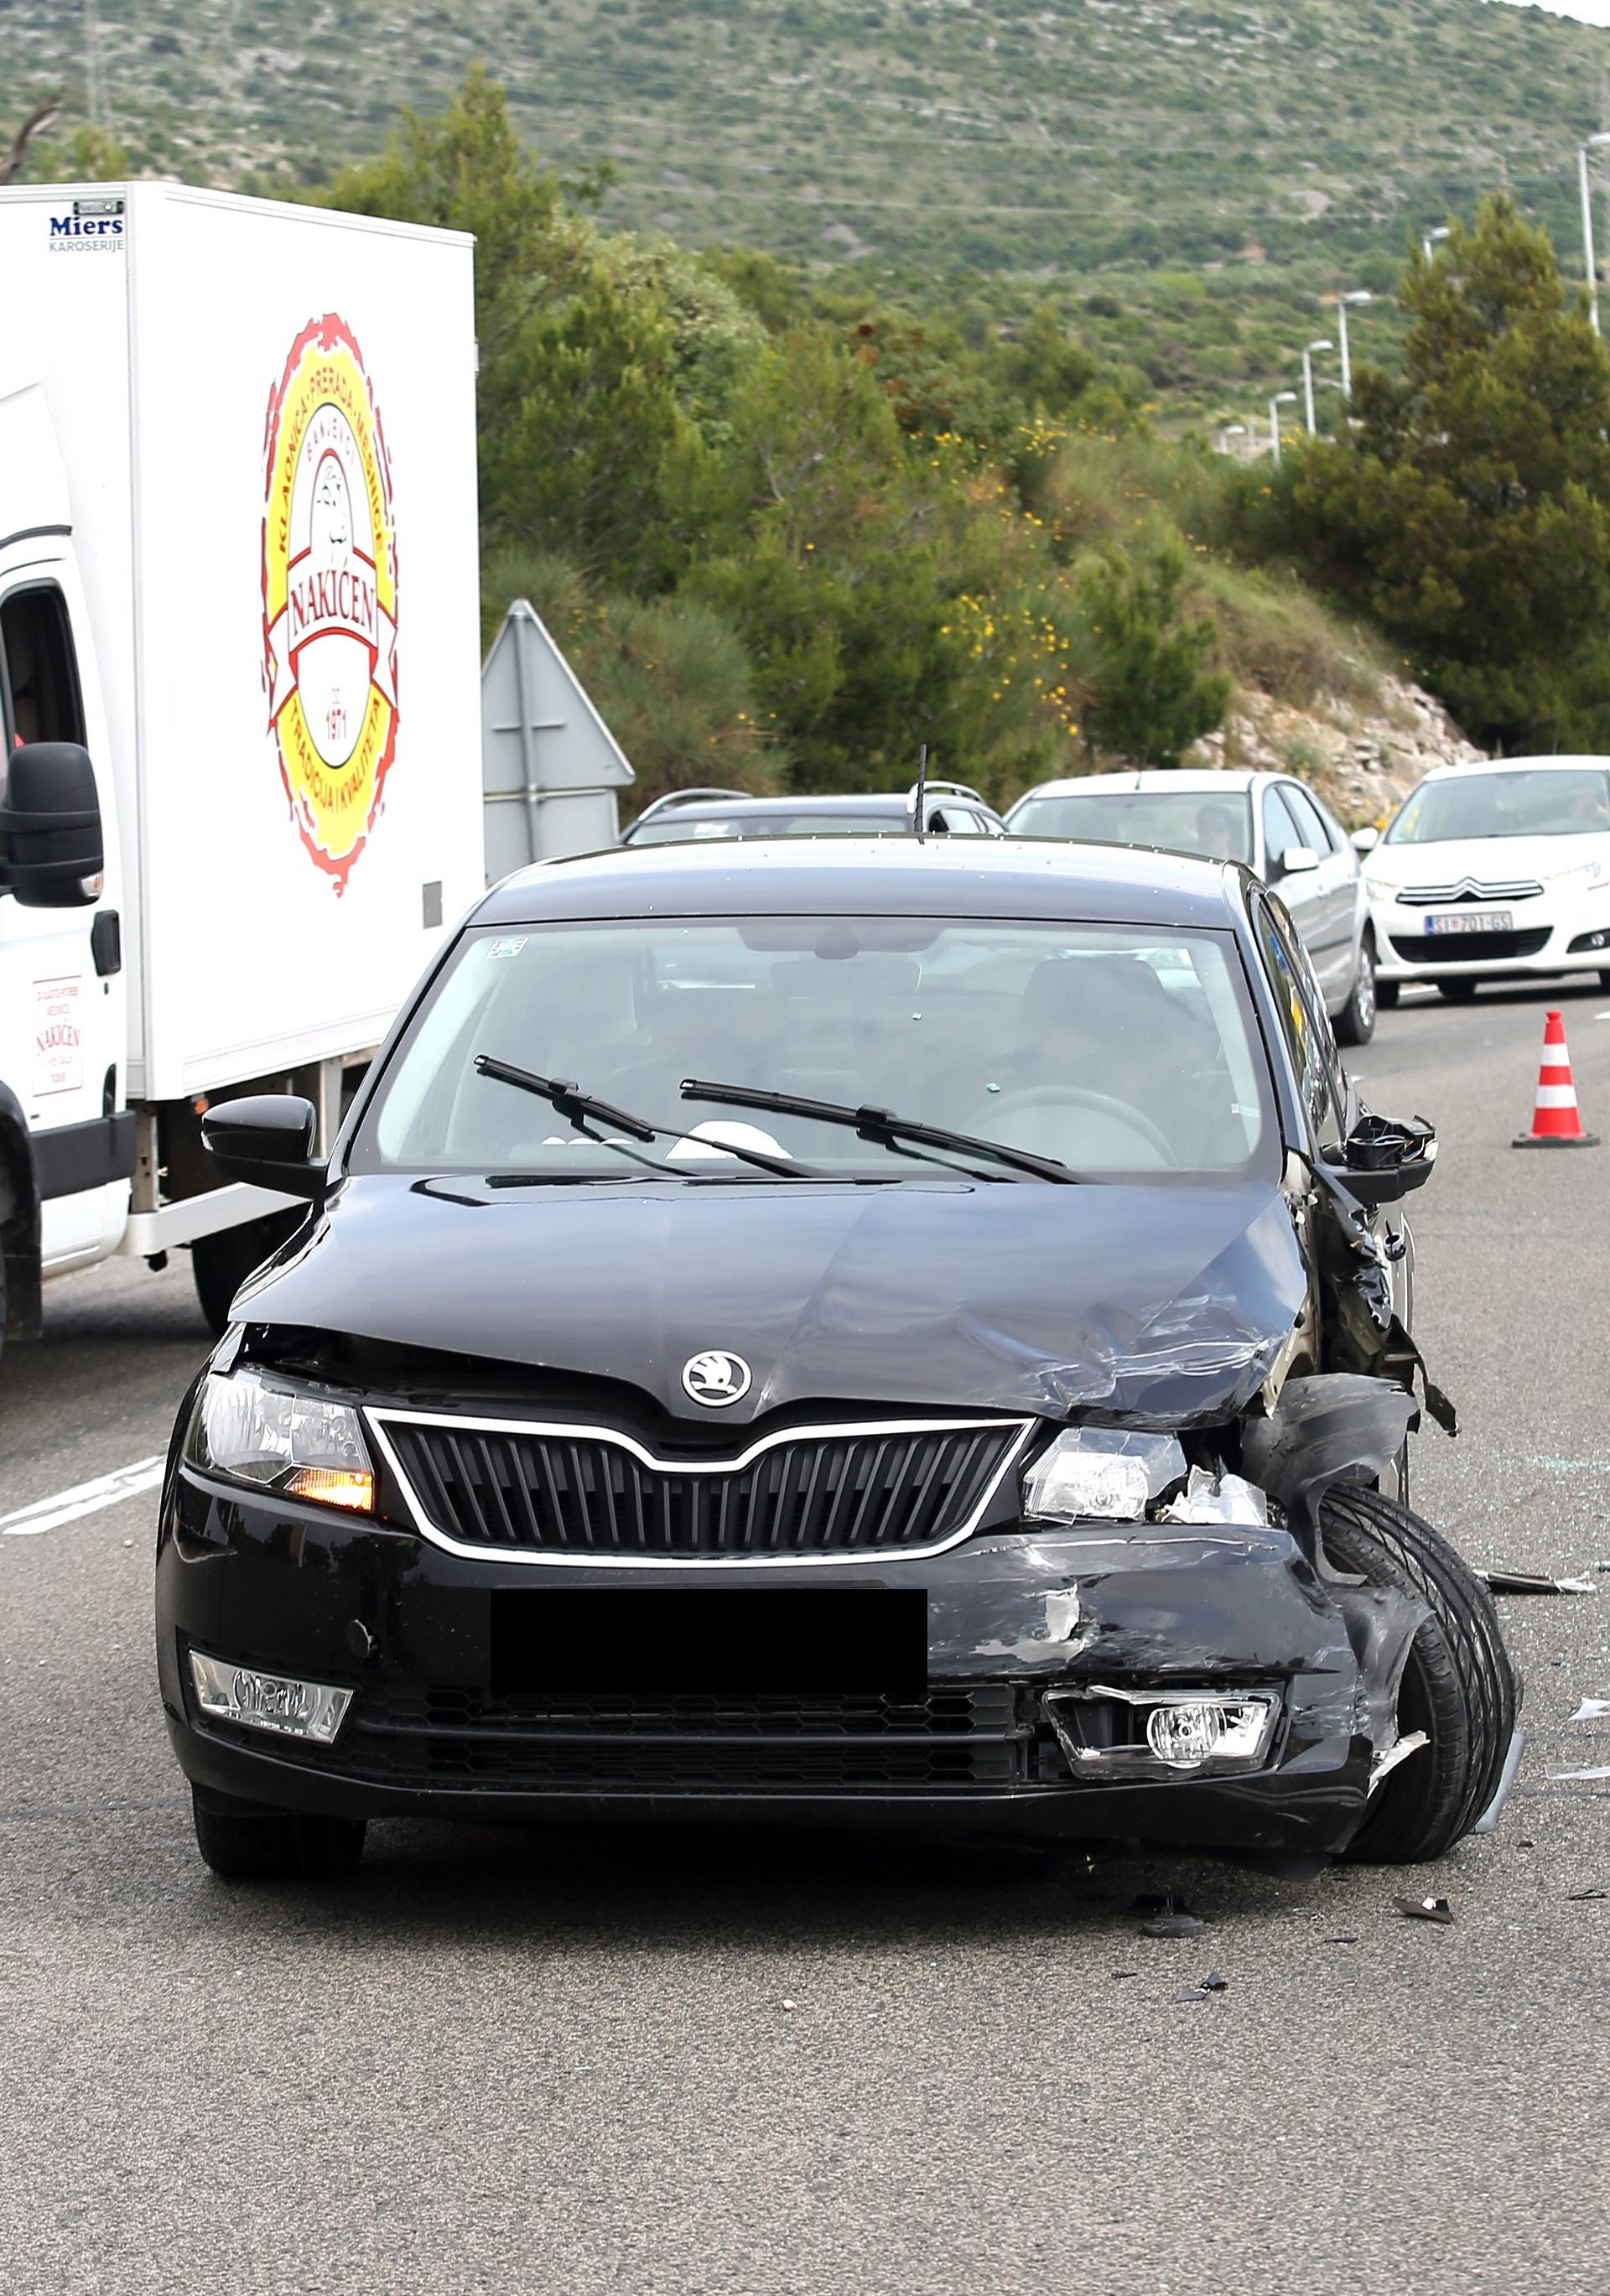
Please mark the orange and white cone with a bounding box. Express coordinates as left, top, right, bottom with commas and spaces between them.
1513, 1009, 1599, 1148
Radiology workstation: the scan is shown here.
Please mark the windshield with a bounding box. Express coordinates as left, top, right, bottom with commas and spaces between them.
1010, 789, 1253, 865
1385, 769, 1610, 844
627, 812, 897, 845
353, 917, 1278, 1184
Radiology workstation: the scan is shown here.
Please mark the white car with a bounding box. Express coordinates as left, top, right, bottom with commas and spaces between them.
1006, 768, 1378, 1042
1361, 756, 1610, 1004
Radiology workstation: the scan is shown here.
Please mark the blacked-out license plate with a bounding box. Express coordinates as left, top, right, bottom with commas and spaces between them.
491, 1587, 928, 1696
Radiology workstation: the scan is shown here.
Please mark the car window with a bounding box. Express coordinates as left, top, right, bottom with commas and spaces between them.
358, 916, 1280, 1186
0, 584, 86, 750
1282, 784, 1333, 856
1260, 784, 1309, 868
933, 807, 984, 835
1009, 789, 1252, 864
626, 812, 898, 845
1385, 769, 1610, 844
1252, 895, 1344, 1144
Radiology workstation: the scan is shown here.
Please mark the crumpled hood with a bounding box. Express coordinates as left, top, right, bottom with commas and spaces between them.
241, 1175, 1307, 1427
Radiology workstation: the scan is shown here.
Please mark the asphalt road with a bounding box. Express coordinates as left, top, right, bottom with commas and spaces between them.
3, 981, 1608, 2296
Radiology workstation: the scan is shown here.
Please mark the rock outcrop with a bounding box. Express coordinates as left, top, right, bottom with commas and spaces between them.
1187, 674, 1485, 826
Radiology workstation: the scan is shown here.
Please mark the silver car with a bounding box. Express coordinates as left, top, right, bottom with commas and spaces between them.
1006, 769, 1377, 1044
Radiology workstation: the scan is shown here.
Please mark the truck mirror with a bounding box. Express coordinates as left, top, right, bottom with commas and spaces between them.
0, 742, 106, 907
201, 1095, 327, 1200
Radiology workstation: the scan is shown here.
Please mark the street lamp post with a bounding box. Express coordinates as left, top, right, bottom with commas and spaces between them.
1421, 225, 1451, 263
1217, 422, 1248, 456
1301, 339, 1333, 434
1335, 290, 1372, 397
1579, 133, 1610, 335
1269, 389, 1298, 465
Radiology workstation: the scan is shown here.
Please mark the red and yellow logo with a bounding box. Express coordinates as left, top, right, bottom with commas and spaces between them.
262, 314, 398, 891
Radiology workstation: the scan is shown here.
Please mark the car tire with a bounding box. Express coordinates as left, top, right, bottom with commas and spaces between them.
1374, 978, 1400, 1010
190, 1785, 366, 1880
190, 1209, 304, 1338
1436, 978, 1479, 1002
1322, 1487, 1519, 1865
1333, 934, 1378, 1046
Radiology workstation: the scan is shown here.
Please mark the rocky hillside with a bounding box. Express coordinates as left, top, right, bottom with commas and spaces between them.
1190, 676, 1485, 829
9, 0, 1610, 277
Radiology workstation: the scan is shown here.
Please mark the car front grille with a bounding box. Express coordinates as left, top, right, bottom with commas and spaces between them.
373, 1413, 1029, 1561
1388, 927, 1553, 964
325, 1686, 1045, 1791
1394, 879, 1545, 906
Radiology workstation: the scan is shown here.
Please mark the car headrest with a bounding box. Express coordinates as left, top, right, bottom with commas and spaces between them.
1019, 954, 1178, 1037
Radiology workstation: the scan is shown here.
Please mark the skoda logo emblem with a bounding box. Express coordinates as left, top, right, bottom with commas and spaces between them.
682, 1350, 752, 1408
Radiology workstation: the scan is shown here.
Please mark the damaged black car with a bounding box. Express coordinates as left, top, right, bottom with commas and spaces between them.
156, 837, 1520, 1878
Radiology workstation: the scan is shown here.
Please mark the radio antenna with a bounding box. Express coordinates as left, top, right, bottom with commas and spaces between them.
914, 742, 929, 844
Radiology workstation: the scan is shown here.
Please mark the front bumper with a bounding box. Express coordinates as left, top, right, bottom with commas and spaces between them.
1369, 890, 1610, 982
158, 1468, 1381, 1855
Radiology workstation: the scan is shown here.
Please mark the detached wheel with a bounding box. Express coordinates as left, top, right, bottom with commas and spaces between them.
190, 1785, 366, 1880
1436, 977, 1479, 1002
1374, 978, 1400, 1010
190, 1208, 303, 1337
1321, 1487, 1519, 1864
1334, 934, 1378, 1046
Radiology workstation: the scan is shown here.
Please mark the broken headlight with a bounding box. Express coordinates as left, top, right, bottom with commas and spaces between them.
184, 1369, 376, 1514
1022, 1430, 1268, 1527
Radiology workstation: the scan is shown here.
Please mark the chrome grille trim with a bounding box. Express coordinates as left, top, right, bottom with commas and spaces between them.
366, 1408, 1037, 1567
1394, 878, 1544, 905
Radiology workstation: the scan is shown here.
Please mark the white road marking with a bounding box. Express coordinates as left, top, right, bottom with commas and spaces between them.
2, 1457, 165, 1538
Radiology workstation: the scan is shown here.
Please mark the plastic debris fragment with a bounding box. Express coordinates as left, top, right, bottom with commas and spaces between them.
1549, 1764, 1610, 1783
1393, 1895, 1454, 1925
1480, 1570, 1593, 1595
1570, 1699, 1610, 1722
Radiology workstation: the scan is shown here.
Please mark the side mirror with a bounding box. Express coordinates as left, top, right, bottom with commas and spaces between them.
1274, 844, 1320, 879
1350, 825, 1381, 855
200, 1094, 326, 1200
1324, 1111, 1436, 1205
0, 742, 105, 907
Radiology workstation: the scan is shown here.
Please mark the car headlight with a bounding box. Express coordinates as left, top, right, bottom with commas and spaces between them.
1022, 1429, 1268, 1526
184, 1369, 375, 1513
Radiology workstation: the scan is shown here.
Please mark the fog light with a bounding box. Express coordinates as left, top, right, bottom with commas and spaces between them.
190, 1650, 353, 1744
1146, 1696, 1275, 1770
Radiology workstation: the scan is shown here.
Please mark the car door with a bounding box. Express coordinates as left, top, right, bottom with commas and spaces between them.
1259, 782, 1335, 1005
1281, 781, 1358, 1005
0, 560, 126, 1270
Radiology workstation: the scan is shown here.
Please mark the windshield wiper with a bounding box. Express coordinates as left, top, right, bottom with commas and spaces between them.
678, 1078, 1081, 1184
472, 1054, 823, 1181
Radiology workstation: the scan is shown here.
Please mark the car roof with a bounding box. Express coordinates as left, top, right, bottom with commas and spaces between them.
478, 834, 1247, 931
1010, 770, 1271, 799
633, 793, 920, 822
1415, 755, 1610, 784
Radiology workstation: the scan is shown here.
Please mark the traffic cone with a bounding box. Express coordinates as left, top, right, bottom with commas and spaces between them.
1513, 1010, 1599, 1148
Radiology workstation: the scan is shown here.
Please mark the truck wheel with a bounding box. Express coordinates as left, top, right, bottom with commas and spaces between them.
1374, 979, 1400, 1010
1333, 935, 1378, 1046
1436, 978, 1479, 1002
190, 1785, 366, 1880
190, 1209, 303, 1337
1322, 1487, 1519, 1864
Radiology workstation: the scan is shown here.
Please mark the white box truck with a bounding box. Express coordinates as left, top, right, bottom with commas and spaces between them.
0, 181, 483, 1361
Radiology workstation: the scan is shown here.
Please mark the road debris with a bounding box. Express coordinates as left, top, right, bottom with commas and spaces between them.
1570, 1699, 1610, 1722
1140, 1909, 1204, 1939
1322, 1934, 1358, 1944
1173, 1972, 1230, 2003
1566, 1888, 1608, 1901
1479, 1569, 1593, 1595
1394, 1895, 1454, 1925
1548, 1765, 1610, 1783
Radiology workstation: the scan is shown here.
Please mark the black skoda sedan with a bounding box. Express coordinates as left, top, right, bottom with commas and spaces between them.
158, 838, 1518, 1878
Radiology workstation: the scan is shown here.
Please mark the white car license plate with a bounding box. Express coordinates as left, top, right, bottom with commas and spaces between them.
1425, 909, 1511, 935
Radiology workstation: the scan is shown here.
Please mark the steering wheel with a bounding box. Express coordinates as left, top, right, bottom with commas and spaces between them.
969, 1083, 1176, 1164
